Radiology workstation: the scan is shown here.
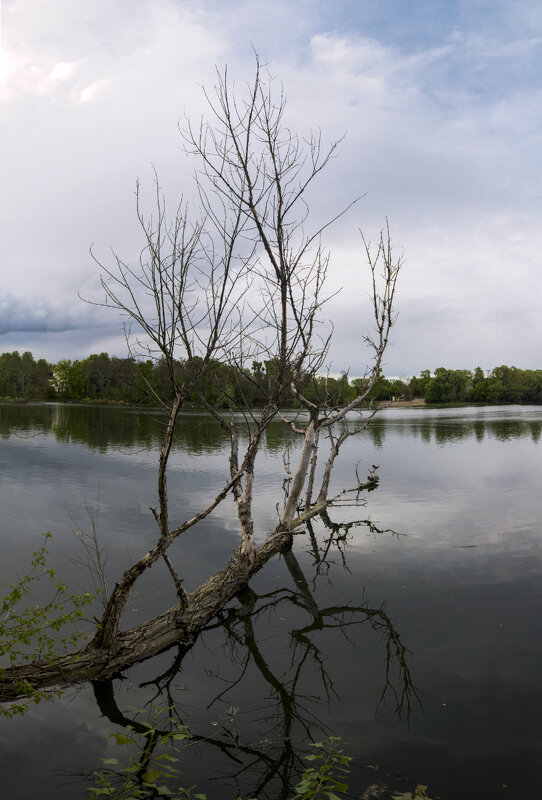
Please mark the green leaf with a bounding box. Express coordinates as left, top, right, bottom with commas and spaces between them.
111, 733, 133, 746
142, 768, 162, 783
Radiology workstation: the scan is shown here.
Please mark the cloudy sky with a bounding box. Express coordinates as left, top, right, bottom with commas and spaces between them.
1, 0, 542, 375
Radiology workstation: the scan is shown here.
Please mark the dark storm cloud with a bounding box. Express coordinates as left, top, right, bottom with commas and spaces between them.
0, 294, 108, 335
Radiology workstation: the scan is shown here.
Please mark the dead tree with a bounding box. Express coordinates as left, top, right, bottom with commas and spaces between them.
88, 538, 418, 800
0, 59, 402, 703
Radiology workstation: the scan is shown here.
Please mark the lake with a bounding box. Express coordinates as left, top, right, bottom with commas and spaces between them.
1, 402, 541, 799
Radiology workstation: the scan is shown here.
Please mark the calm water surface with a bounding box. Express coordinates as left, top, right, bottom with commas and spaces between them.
1, 403, 541, 798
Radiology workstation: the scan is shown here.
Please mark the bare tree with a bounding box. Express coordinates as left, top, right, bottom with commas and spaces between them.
87, 532, 418, 800
0, 58, 402, 702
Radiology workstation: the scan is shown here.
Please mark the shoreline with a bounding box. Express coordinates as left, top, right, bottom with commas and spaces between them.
4, 398, 542, 412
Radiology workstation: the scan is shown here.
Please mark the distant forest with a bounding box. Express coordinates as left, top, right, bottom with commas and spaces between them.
1, 351, 542, 406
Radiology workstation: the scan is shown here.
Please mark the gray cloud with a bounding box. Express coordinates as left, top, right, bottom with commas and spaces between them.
0, 294, 115, 336
1, 0, 542, 373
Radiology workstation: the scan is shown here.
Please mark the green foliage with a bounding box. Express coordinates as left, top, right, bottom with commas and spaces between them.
302, 374, 357, 407
88, 706, 194, 800
10, 347, 542, 407
89, 715, 434, 800
416, 364, 542, 405
89, 722, 352, 800
291, 737, 351, 800
366, 371, 410, 402
0, 532, 94, 717
0, 350, 53, 400
424, 367, 472, 404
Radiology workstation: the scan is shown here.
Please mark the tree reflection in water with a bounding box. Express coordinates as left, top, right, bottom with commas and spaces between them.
306, 507, 401, 586
91, 516, 419, 800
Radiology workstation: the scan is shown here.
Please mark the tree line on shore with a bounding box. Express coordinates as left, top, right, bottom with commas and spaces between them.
2, 351, 542, 406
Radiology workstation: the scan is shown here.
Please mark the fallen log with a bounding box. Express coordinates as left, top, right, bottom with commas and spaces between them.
0, 528, 295, 704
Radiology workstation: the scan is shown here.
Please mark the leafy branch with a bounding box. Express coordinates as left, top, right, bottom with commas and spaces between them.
0, 532, 94, 717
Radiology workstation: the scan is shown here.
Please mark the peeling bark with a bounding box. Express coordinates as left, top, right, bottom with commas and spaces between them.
0, 529, 295, 703
281, 419, 317, 526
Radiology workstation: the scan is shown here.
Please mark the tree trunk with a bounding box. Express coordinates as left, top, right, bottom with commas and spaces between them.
0, 529, 295, 704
